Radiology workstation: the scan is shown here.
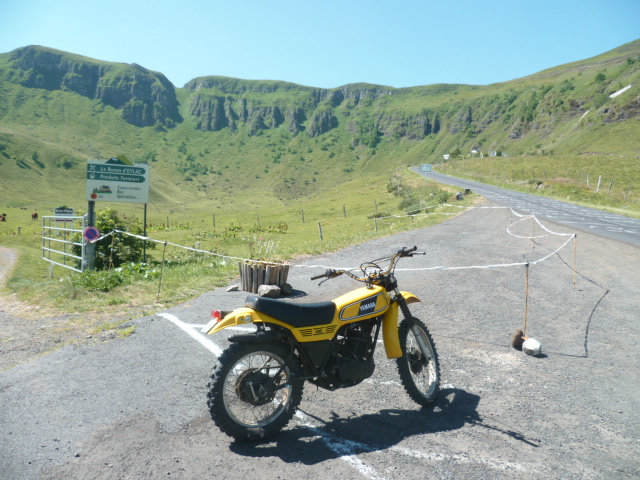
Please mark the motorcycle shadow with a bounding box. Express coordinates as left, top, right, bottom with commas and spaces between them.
230, 387, 534, 464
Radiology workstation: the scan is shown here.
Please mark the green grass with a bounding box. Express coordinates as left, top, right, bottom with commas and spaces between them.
0, 168, 469, 320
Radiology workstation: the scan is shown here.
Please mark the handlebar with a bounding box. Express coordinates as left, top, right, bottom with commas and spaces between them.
310, 246, 424, 282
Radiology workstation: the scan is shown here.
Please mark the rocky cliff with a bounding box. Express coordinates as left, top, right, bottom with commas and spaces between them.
2, 42, 639, 152
4, 46, 181, 128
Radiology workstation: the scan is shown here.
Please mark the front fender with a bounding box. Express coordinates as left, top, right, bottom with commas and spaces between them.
382, 291, 421, 359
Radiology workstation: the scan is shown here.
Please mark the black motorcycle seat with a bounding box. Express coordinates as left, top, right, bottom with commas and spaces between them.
244, 295, 336, 328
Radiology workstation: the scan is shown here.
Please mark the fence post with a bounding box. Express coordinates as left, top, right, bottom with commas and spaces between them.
318, 222, 324, 241
596, 175, 602, 193
608, 179, 614, 195
626, 184, 631, 200
343, 204, 347, 218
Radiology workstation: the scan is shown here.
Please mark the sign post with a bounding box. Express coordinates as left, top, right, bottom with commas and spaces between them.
85, 157, 151, 270
85, 201, 96, 270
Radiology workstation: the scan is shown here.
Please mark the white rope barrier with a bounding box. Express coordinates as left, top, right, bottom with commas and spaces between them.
88, 204, 576, 275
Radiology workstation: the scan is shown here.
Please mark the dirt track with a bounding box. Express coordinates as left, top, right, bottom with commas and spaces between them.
1, 203, 639, 479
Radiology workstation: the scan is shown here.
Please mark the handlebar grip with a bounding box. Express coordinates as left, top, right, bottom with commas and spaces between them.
310, 273, 326, 281
399, 246, 418, 256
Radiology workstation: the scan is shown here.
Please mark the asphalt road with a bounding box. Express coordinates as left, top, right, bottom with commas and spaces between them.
414, 168, 640, 247
1, 195, 639, 479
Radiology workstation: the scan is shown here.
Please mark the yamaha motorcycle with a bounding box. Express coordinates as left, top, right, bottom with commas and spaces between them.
202, 246, 440, 441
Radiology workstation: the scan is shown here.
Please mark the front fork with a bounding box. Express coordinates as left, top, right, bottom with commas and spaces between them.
394, 288, 431, 360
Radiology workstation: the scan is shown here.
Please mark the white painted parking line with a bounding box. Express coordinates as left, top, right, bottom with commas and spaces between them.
295, 411, 388, 480
157, 312, 223, 357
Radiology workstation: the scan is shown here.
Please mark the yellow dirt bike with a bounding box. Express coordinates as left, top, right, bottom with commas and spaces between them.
202, 246, 440, 441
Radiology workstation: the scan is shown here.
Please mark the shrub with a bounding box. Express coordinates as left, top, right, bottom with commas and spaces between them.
73, 208, 155, 270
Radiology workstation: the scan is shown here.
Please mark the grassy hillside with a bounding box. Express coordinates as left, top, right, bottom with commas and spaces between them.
0, 40, 638, 215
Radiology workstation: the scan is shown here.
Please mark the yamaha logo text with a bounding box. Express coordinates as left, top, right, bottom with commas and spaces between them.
359, 299, 377, 315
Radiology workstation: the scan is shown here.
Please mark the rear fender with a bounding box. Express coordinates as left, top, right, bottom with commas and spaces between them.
201, 307, 278, 335
381, 291, 421, 359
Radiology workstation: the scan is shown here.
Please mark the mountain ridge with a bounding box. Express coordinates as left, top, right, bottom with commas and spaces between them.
0, 41, 638, 208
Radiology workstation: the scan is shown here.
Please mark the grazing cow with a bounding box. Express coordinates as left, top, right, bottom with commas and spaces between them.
32, 212, 39, 221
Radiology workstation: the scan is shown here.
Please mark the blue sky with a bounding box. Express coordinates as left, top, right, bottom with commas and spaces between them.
1, 0, 638, 89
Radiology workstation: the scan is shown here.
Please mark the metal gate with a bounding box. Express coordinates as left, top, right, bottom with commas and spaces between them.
42, 215, 86, 273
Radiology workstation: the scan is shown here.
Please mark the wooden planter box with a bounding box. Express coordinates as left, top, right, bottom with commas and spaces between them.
239, 261, 290, 293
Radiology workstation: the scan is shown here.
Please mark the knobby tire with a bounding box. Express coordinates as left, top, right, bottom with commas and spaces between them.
396, 317, 440, 406
207, 342, 304, 442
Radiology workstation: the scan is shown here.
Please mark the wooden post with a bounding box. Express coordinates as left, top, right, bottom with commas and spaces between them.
213, 214, 216, 228
318, 222, 324, 241
608, 179, 614, 195
375, 218, 378, 232
343, 204, 347, 217
301, 209, 305, 223
265, 265, 273, 285
257, 265, 264, 289
596, 175, 602, 192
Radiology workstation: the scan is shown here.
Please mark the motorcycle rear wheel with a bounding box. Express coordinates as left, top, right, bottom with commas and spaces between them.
207, 342, 303, 441
396, 318, 440, 406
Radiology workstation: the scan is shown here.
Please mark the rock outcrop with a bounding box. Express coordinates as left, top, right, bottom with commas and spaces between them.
6, 46, 181, 128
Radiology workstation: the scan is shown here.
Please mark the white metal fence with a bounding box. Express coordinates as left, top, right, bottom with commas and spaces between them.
42, 215, 86, 273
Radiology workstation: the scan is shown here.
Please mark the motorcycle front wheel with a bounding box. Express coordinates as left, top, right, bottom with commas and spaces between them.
207, 342, 304, 441
396, 317, 440, 406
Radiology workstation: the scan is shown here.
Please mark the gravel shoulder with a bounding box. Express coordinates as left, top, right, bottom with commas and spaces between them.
1, 203, 639, 480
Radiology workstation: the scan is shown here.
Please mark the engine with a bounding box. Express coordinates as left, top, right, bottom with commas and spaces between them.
332, 321, 377, 387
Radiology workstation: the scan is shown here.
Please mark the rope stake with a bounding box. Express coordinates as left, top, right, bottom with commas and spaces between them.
573, 234, 578, 290
156, 241, 168, 302
524, 262, 530, 337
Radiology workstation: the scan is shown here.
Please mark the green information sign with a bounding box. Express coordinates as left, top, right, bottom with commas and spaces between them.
86, 158, 150, 203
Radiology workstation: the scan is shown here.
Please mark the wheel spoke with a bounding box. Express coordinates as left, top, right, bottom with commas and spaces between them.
222, 352, 292, 427
396, 318, 440, 406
